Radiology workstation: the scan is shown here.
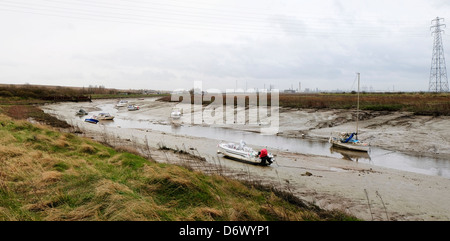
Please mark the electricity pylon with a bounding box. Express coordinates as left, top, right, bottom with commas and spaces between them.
429, 17, 449, 92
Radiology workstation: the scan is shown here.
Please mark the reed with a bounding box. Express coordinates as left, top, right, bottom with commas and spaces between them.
159, 92, 450, 116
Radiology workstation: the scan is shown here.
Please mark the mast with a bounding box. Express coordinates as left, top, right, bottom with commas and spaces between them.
356, 72, 360, 140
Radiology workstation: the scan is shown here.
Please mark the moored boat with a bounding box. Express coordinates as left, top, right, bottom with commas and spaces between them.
329, 73, 370, 152
84, 118, 99, 124
127, 105, 140, 111
94, 113, 115, 120
116, 100, 128, 107
170, 108, 182, 119
76, 109, 88, 116
329, 132, 370, 152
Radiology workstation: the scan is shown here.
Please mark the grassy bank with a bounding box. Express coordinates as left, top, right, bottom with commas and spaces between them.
160, 92, 450, 116
0, 114, 356, 221
0, 84, 168, 104
90, 93, 169, 100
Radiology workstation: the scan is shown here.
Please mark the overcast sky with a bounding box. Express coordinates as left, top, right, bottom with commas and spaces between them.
0, 0, 449, 92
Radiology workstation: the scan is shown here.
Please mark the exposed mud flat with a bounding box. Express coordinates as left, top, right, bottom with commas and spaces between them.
40, 98, 450, 221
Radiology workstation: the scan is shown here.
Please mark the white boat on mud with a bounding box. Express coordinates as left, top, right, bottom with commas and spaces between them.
116, 100, 128, 107
127, 105, 140, 111
76, 109, 88, 116
94, 113, 115, 120
170, 108, 182, 119
217, 140, 274, 166
329, 73, 370, 153
329, 132, 370, 152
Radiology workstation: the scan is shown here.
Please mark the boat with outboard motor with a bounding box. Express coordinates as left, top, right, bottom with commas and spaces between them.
217, 140, 274, 166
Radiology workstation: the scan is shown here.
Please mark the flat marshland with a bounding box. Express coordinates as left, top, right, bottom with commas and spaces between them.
2, 84, 450, 221
161, 92, 450, 116
0, 108, 354, 221
278, 92, 450, 116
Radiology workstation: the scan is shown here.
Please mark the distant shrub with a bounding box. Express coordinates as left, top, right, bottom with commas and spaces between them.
0, 90, 13, 97
361, 104, 403, 111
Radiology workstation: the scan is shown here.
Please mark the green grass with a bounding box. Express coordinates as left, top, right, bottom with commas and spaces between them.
0, 114, 357, 221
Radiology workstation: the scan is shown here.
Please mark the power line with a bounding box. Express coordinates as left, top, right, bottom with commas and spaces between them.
0, 0, 430, 38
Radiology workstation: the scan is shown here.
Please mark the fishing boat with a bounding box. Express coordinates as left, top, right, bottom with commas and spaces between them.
217, 140, 274, 166
329, 73, 370, 152
84, 118, 99, 124
94, 113, 115, 120
127, 105, 140, 111
116, 100, 128, 107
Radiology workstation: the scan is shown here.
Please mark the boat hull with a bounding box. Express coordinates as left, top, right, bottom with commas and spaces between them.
97, 117, 114, 120
329, 138, 370, 152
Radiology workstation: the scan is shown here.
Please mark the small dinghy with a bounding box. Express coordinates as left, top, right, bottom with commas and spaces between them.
76, 109, 88, 116
84, 118, 99, 124
217, 140, 274, 166
170, 108, 182, 119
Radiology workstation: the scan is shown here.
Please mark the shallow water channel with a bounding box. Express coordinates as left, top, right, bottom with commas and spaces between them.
70, 103, 450, 179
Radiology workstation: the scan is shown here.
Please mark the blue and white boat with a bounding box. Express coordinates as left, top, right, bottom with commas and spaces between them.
84, 118, 99, 124
329, 132, 370, 152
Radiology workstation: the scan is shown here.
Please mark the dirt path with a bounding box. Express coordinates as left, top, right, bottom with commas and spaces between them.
41, 98, 450, 221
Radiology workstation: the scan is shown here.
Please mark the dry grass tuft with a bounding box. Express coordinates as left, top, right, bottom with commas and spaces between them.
0, 145, 24, 160
40, 171, 62, 184
95, 179, 133, 198
80, 143, 96, 154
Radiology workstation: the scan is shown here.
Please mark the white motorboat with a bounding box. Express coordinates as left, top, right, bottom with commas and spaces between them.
217, 140, 274, 165
170, 108, 182, 119
94, 113, 115, 120
116, 100, 128, 107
